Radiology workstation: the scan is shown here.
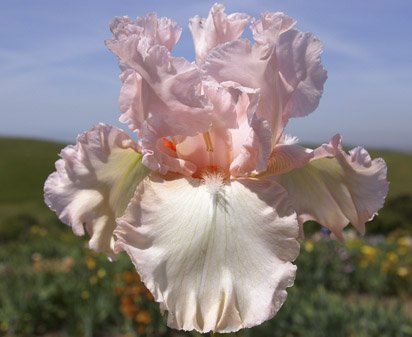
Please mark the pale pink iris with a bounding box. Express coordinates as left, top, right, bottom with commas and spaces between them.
44, 4, 388, 333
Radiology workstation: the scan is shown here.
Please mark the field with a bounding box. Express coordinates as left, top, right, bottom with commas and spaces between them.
0, 137, 411, 337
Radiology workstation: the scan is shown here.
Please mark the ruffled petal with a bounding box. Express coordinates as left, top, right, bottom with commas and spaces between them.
204, 39, 283, 143
224, 83, 272, 176
44, 124, 149, 257
107, 34, 211, 135
109, 14, 181, 52
260, 144, 313, 176
140, 123, 198, 176
277, 29, 327, 121
107, 14, 212, 174
251, 12, 296, 45
115, 174, 299, 333
189, 3, 250, 64
204, 12, 327, 142
277, 135, 388, 240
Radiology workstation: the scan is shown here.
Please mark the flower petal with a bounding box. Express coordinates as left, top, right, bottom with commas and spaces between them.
255, 144, 313, 178
107, 14, 212, 173
204, 39, 283, 143
115, 175, 299, 333
189, 3, 250, 64
107, 36, 211, 135
204, 12, 326, 142
224, 83, 272, 176
109, 14, 182, 52
277, 29, 327, 121
251, 12, 296, 45
277, 135, 388, 240
44, 124, 149, 257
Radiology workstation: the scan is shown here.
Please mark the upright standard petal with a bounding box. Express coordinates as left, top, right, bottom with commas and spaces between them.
107, 14, 212, 173
109, 14, 182, 52
44, 124, 149, 257
115, 174, 299, 333
276, 135, 388, 240
276, 29, 327, 122
204, 39, 284, 143
189, 3, 250, 64
204, 12, 326, 143
107, 33, 211, 136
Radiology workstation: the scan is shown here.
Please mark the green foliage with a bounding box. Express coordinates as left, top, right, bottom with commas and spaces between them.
251, 286, 412, 337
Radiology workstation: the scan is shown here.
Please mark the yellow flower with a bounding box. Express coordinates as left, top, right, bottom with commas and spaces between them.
387, 252, 399, 264
361, 245, 377, 259
136, 310, 151, 325
304, 241, 314, 253
86, 257, 96, 270
97, 268, 107, 279
397, 237, 411, 247
397, 267, 409, 278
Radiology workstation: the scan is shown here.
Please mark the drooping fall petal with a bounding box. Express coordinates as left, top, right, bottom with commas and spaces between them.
189, 3, 250, 64
44, 124, 149, 257
276, 135, 388, 240
115, 174, 299, 333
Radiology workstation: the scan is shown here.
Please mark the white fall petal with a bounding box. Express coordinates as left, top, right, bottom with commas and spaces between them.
115, 174, 300, 333
44, 124, 149, 257
276, 135, 388, 240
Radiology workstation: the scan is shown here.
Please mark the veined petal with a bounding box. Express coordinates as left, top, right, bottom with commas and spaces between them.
107, 35, 212, 135
44, 124, 149, 257
277, 135, 388, 240
204, 12, 327, 143
189, 3, 250, 64
107, 14, 212, 175
204, 39, 284, 143
260, 144, 313, 176
115, 175, 299, 333
140, 123, 198, 176
277, 29, 327, 121
225, 83, 272, 176
109, 14, 182, 52
251, 12, 296, 45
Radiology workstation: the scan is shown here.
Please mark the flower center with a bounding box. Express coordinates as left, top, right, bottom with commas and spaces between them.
176, 129, 232, 178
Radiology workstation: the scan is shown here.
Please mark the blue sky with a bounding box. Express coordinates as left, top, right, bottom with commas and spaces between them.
0, 0, 411, 151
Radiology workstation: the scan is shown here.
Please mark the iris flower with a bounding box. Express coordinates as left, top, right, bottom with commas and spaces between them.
44, 4, 388, 333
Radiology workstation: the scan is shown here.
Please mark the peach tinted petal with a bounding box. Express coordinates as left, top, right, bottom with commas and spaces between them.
140, 123, 197, 175
107, 14, 212, 173
204, 12, 326, 142
109, 14, 181, 52
44, 124, 149, 257
204, 39, 283, 142
277, 29, 327, 121
251, 12, 296, 45
261, 144, 313, 176
225, 84, 272, 176
189, 4, 250, 63
277, 135, 388, 240
115, 175, 299, 333
175, 81, 237, 174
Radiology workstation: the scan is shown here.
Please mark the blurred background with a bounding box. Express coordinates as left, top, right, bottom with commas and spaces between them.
0, 0, 411, 336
